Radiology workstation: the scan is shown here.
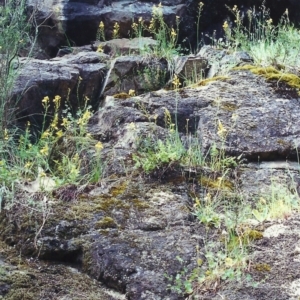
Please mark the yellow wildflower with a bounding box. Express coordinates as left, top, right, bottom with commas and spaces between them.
128, 89, 136, 96
138, 17, 143, 23
42, 96, 49, 105
231, 113, 238, 121
41, 130, 50, 139
39, 171, 47, 177
40, 145, 49, 156
171, 28, 177, 38
113, 22, 120, 39
149, 18, 155, 31
56, 130, 64, 138
204, 193, 212, 203
95, 141, 104, 151
53, 95, 61, 110
77, 110, 92, 126
132, 22, 138, 30
61, 118, 69, 128
266, 18, 273, 26
128, 122, 136, 130
96, 45, 103, 53
217, 120, 227, 138
193, 197, 201, 208
50, 114, 59, 130
24, 162, 32, 169
4, 129, 9, 140
223, 21, 229, 30
99, 21, 105, 29
172, 74, 181, 89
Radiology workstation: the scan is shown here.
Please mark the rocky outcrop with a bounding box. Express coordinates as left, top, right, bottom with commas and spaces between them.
90, 66, 300, 161
25, 0, 300, 58
27, 0, 188, 58
4, 45, 300, 299
102, 55, 169, 97
12, 51, 108, 133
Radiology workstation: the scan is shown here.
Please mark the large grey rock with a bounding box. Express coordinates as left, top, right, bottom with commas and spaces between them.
12, 51, 108, 131
97, 67, 300, 161
101, 55, 169, 97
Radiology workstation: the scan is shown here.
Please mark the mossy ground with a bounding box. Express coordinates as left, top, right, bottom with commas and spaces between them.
233, 65, 300, 96
0, 241, 124, 300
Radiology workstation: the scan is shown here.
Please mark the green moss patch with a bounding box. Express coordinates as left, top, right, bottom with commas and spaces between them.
234, 65, 300, 94
199, 176, 234, 191
196, 76, 230, 86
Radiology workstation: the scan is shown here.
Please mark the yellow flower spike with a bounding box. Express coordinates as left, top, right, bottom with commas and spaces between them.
194, 197, 201, 208
53, 95, 61, 110
266, 18, 273, 26
95, 141, 103, 151
197, 258, 203, 266
171, 28, 177, 37
223, 21, 229, 30
128, 122, 136, 130
99, 21, 105, 29
172, 74, 181, 89
24, 162, 32, 169
217, 120, 227, 138
204, 193, 212, 203
97, 45, 103, 52
158, 2, 162, 7
231, 113, 238, 121
39, 171, 47, 178
56, 130, 64, 138
40, 145, 49, 156
113, 22, 120, 39
128, 89, 136, 96
41, 130, 50, 139
4, 129, 9, 140
61, 118, 69, 128
138, 17, 143, 23
42, 96, 49, 104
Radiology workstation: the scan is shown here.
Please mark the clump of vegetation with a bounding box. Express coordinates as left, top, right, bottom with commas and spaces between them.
0, 0, 35, 131
221, 2, 300, 70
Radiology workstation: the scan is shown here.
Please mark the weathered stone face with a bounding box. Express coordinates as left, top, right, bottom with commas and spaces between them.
12, 52, 108, 133
26, 0, 300, 58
